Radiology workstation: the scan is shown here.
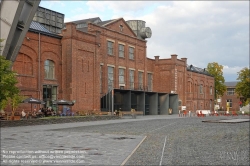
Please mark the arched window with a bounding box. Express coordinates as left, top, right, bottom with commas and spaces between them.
44, 60, 55, 79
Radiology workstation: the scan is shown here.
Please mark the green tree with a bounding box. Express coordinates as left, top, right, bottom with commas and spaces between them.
235, 67, 250, 106
0, 40, 20, 110
9, 93, 25, 116
207, 62, 227, 101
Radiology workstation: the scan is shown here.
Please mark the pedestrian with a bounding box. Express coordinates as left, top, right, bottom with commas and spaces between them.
21, 109, 26, 119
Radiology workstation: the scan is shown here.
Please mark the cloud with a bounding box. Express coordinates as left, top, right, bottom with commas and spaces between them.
41, 1, 249, 81
222, 65, 247, 81
40, 0, 66, 8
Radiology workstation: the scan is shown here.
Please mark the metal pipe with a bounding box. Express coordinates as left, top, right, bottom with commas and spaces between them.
38, 32, 41, 99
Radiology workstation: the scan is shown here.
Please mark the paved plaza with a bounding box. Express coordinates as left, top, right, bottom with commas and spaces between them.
1, 115, 249, 165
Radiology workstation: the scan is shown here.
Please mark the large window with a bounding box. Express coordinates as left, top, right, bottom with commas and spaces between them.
43, 85, 57, 108
227, 88, 235, 95
226, 99, 232, 108
108, 66, 114, 90
129, 47, 134, 60
107, 41, 114, 55
200, 84, 203, 94
210, 86, 213, 95
119, 68, 125, 84
147, 73, 153, 91
129, 70, 134, 90
138, 71, 143, 90
119, 44, 124, 58
44, 60, 55, 79
100, 65, 103, 93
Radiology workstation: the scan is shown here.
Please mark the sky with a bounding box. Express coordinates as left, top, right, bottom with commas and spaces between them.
39, 1, 249, 82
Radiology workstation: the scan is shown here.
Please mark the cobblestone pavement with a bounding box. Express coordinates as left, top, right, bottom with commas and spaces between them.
1, 115, 249, 165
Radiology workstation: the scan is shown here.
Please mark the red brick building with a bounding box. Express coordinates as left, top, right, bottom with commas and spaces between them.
220, 82, 242, 111
11, 15, 214, 114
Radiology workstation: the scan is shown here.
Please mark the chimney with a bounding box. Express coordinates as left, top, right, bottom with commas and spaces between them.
155, 55, 160, 62
171, 54, 178, 62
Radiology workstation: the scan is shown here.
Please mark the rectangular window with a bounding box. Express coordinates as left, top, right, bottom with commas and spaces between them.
107, 41, 114, 55
200, 84, 203, 94
100, 65, 103, 93
226, 99, 232, 108
227, 88, 235, 95
119, 44, 124, 58
210, 86, 213, 95
119, 68, 125, 84
44, 60, 55, 79
129, 70, 134, 90
147, 73, 153, 91
129, 47, 134, 60
108, 66, 114, 90
138, 71, 143, 90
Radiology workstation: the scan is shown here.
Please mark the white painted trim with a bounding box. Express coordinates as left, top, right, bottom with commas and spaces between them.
107, 38, 115, 42
119, 66, 126, 69
107, 64, 115, 67
118, 41, 125, 45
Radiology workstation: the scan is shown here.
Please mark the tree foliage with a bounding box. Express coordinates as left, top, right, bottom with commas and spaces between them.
207, 62, 227, 100
235, 67, 250, 106
0, 51, 20, 109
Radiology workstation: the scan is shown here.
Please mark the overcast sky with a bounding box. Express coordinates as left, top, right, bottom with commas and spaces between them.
40, 1, 249, 82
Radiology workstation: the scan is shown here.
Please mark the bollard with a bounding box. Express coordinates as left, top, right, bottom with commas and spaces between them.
189, 111, 191, 117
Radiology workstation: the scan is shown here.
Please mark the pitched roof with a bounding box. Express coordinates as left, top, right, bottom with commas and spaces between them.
29, 21, 62, 38
187, 64, 212, 76
71, 17, 101, 24
30, 21, 52, 33
225, 81, 238, 87
97, 19, 116, 26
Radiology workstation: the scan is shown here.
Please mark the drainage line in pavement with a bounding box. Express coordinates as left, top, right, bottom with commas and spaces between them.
159, 136, 167, 166
120, 136, 147, 166
143, 122, 176, 135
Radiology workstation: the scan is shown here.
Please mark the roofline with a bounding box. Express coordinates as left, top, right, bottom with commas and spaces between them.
28, 29, 62, 39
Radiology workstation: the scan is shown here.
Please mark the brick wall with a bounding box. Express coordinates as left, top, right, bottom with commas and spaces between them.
11, 18, 215, 114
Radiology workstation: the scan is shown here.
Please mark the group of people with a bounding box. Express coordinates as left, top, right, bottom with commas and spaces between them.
21, 107, 56, 119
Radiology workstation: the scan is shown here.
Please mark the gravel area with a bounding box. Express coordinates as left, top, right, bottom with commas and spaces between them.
1, 115, 249, 165
51, 116, 250, 165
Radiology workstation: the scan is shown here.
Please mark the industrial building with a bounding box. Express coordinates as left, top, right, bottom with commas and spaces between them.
2, 6, 215, 114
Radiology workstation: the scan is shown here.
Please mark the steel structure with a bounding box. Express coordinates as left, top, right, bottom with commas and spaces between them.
0, 0, 41, 63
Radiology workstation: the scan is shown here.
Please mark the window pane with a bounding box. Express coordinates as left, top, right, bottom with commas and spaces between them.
44, 60, 55, 79
129, 47, 134, 59
138, 72, 143, 90
107, 41, 113, 55
108, 66, 114, 90
119, 68, 125, 84
130, 70, 134, 90
119, 44, 124, 57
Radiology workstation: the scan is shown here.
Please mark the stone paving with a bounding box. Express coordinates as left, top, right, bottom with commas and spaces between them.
1, 114, 249, 165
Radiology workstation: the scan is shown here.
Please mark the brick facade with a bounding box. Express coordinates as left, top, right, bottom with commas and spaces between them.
220, 82, 242, 111
11, 17, 214, 114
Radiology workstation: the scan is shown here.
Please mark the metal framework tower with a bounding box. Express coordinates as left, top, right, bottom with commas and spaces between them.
0, 0, 41, 63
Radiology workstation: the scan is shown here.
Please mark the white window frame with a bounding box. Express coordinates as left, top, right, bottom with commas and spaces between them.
119, 44, 124, 58
129, 46, 134, 60
44, 60, 55, 79
107, 41, 114, 55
